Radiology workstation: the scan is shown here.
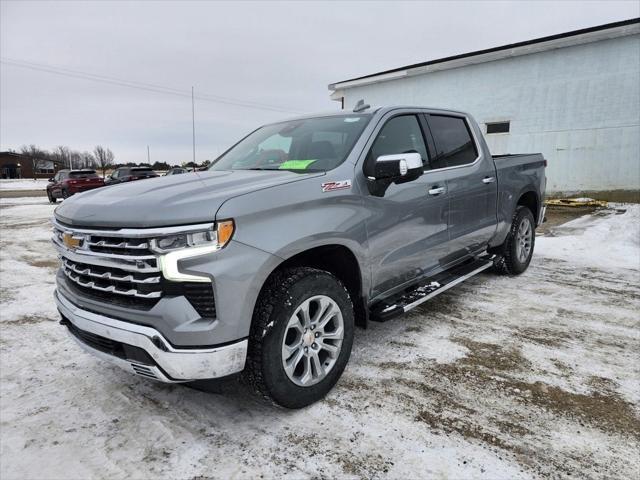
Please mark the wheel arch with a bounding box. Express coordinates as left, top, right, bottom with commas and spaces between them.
516, 189, 540, 224
256, 243, 368, 328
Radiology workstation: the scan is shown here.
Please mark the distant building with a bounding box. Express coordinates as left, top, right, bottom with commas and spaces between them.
0, 151, 66, 179
329, 18, 640, 199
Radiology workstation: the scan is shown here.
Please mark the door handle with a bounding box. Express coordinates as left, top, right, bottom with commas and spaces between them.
428, 186, 445, 196
482, 176, 496, 184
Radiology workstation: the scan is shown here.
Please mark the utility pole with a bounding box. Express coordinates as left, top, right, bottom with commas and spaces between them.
147, 145, 151, 164
191, 86, 196, 171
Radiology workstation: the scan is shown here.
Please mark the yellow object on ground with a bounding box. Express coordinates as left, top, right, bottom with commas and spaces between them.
546, 198, 608, 208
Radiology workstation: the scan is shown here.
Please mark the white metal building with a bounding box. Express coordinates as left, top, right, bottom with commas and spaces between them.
329, 19, 640, 198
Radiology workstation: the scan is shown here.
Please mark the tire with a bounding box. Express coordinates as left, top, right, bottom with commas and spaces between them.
244, 267, 354, 409
492, 206, 536, 275
62, 188, 70, 199
47, 190, 57, 204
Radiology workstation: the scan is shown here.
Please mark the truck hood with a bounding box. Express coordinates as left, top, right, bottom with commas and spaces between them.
54, 169, 324, 228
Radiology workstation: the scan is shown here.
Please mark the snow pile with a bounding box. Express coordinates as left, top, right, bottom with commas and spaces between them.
0, 179, 49, 190
536, 205, 640, 270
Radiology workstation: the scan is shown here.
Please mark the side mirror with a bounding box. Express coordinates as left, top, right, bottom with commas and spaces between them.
373, 153, 423, 183
367, 153, 423, 197
48, 177, 54, 182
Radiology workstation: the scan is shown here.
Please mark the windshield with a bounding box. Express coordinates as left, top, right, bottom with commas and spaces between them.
209, 114, 371, 172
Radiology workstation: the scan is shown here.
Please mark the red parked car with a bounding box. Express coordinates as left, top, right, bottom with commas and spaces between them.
47, 169, 105, 203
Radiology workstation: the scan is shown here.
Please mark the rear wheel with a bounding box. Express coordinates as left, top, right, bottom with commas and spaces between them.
245, 267, 354, 408
62, 188, 70, 199
47, 190, 57, 203
492, 206, 536, 275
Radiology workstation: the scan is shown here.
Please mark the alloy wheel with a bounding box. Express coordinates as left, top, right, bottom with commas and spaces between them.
281, 295, 344, 387
516, 217, 533, 263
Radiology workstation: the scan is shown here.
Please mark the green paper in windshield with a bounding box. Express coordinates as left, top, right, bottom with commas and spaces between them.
278, 159, 317, 170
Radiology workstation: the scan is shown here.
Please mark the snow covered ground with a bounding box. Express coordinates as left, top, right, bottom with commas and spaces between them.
1, 198, 638, 479
0, 179, 49, 191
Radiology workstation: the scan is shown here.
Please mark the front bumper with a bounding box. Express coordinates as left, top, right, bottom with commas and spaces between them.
55, 290, 247, 382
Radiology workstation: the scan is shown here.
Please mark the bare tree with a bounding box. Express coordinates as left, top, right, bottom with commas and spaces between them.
81, 151, 96, 169
53, 146, 72, 169
93, 146, 114, 178
69, 151, 83, 170
20, 144, 50, 179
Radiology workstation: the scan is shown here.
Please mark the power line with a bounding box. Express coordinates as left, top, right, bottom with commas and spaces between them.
0, 57, 303, 114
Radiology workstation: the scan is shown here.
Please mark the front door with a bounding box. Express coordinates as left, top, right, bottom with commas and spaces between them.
425, 113, 498, 259
362, 113, 451, 300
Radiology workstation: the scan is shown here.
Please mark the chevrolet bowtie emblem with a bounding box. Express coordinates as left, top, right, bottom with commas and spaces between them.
63, 233, 82, 249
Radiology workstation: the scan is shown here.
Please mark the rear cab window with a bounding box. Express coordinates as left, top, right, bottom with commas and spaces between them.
426, 114, 478, 168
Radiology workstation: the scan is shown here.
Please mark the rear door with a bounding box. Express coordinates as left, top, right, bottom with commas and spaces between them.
424, 113, 497, 259
363, 112, 451, 299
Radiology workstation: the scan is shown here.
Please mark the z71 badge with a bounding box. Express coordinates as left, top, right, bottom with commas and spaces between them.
321, 180, 352, 193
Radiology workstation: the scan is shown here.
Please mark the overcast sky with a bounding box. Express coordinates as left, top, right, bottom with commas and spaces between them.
1, 0, 638, 165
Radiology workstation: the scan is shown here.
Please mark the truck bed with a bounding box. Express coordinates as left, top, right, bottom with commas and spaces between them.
491, 152, 546, 247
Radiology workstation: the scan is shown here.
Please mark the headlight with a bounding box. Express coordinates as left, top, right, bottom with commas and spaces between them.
150, 220, 235, 253
153, 220, 235, 282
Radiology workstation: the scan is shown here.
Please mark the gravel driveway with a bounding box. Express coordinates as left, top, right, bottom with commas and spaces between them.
1, 197, 638, 479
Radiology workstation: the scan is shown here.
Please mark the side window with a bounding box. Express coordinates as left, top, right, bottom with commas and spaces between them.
112, 170, 119, 179
367, 115, 429, 173
428, 115, 478, 168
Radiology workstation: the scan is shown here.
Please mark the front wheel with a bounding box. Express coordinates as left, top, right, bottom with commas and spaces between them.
245, 267, 354, 408
47, 190, 57, 204
492, 205, 536, 275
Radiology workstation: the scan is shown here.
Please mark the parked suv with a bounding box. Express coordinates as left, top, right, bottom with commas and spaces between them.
47, 169, 104, 203
165, 167, 188, 176
105, 166, 158, 185
53, 106, 546, 408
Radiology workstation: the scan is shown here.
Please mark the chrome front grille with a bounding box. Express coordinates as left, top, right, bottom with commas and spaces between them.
52, 227, 156, 260
62, 258, 162, 299
52, 218, 217, 318
52, 220, 163, 305
86, 237, 151, 256
62, 258, 160, 285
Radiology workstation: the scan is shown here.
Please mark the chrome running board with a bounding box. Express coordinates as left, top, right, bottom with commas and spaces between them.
370, 256, 494, 322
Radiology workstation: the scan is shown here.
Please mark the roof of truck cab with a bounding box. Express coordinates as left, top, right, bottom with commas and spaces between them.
275, 106, 472, 124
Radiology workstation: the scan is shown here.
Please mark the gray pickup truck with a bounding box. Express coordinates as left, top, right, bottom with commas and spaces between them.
52, 105, 546, 408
